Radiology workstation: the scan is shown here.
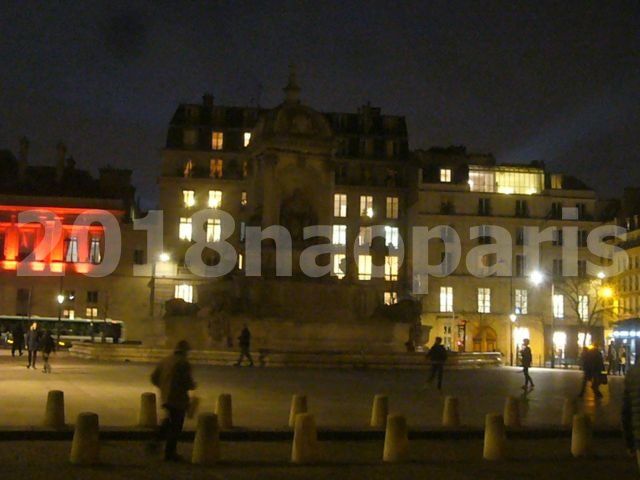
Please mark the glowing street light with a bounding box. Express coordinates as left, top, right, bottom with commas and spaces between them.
158, 252, 171, 263
600, 286, 614, 299
509, 313, 517, 323
56, 294, 65, 304
597, 271, 606, 280
530, 270, 544, 286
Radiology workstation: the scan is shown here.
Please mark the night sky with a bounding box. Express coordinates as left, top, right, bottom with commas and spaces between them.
1, 1, 638, 209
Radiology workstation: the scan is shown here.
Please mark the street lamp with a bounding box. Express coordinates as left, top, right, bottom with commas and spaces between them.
150, 252, 170, 318
530, 270, 557, 368
509, 313, 517, 366
56, 293, 65, 342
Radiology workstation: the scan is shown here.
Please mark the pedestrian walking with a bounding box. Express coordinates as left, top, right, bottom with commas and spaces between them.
150, 340, 197, 462
520, 338, 535, 391
622, 361, 640, 472
426, 336, 448, 390
234, 324, 254, 367
607, 341, 618, 375
620, 346, 628, 376
578, 343, 605, 399
41, 330, 55, 374
25, 322, 39, 369
11, 323, 24, 357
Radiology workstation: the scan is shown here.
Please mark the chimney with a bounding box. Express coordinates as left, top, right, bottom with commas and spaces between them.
18, 136, 29, 181
56, 142, 67, 183
202, 93, 214, 108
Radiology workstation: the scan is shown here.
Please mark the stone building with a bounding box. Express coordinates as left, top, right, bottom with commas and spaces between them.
407, 147, 607, 365
0, 138, 151, 340
157, 70, 610, 360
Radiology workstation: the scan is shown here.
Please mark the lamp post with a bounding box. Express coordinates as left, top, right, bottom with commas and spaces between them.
530, 270, 557, 368
56, 293, 65, 342
149, 252, 170, 318
509, 313, 517, 366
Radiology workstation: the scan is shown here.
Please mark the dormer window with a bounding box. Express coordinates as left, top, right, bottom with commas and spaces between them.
440, 168, 452, 183
212, 131, 224, 150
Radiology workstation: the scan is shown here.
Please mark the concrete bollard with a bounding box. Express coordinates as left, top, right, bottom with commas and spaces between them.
69, 412, 100, 465
383, 414, 409, 462
291, 413, 318, 463
216, 394, 233, 429
289, 394, 308, 428
370, 394, 389, 428
571, 414, 592, 457
44, 390, 65, 429
138, 392, 157, 428
192, 413, 220, 465
562, 398, 578, 427
503, 396, 521, 428
442, 396, 461, 427
483, 413, 506, 461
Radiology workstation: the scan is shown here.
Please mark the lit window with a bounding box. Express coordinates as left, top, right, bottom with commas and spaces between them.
332, 225, 347, 245
386, 196, 399, 219
243, 132, 251, 147
440, 286, 453, 312
358, 254, 372, 280
553, 293, 564, 318
477, 287, 491, 313
212, 131, 223, 150
360, 195, 374, 217
238, 253, 244, 270
384, 291, 398, 305
578, 294, 589, 320
63, 309, 75, 319
358, 226, 372, 246
206, 218, 221, 242
183, 159, 193, 177
385, 256, 399, 281
65, 237, 79, 263
174, 284, 193, 303
183, 190, 196, 208
89, 237, 101, 264
468, 165, 544, 194
334, 194, 347, 217
208, 190, 222, 208
241, 191, 248, 207
551, 174, 563, 189
384, 226, 399, 248
515, 289, 528, 314
179, 217, 192, 241
85, 307, 98, 318
440, 168, 452, 183
333, 253, 346, 279
578, 332, 592, 347
210, 158, 223, 178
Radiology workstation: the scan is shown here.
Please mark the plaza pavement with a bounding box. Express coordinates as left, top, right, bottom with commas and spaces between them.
0, 350, 627, 430
0, 439, 636, 479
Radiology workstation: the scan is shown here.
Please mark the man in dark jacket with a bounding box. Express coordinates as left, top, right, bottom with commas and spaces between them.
579, 344, 605, 399
521, 338, 535, 391
426, 336, 448, 390
234, 325, 254, 367
25, 323, 39, 369
622, 363, 640, 470
151, 340, 196, 461
11, 323, 24, 357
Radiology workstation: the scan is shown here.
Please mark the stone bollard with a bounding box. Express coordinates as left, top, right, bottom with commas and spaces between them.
571, 414, 592, 457
483, 413, 506, 461
291, 413, 318, 463
383, 414, 409, 462
44, 390, 65, 429
192, 413, 220, 465
503, 396, 521, 428
370, 394, 389, 428
69, 412, 100, 465
561, 398, 578, 427
442, 396, 461, 428
216, 394, 233, 430
138, 392, 157, 428
289, 394, 308, 428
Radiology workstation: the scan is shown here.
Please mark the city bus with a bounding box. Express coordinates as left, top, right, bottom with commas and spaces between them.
0, 315, 125, 348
